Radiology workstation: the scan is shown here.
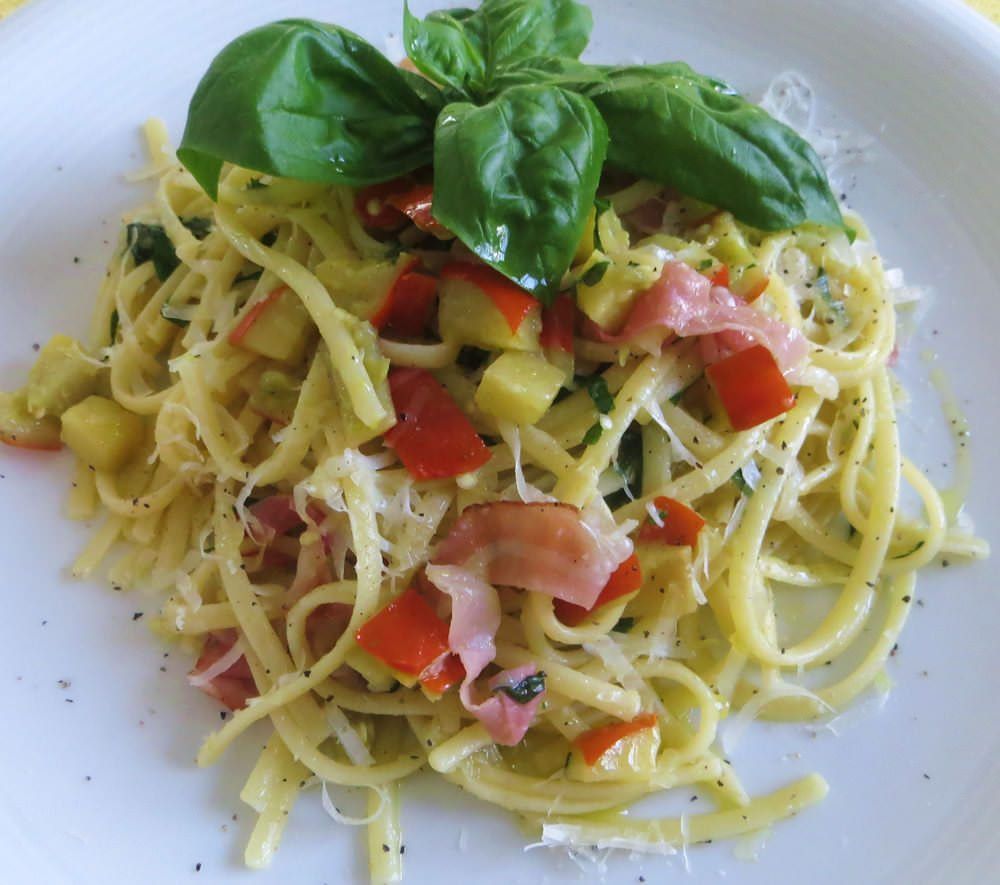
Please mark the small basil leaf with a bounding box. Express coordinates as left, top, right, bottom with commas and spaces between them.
178, 19, 443, 199
432, 84, 608, 303
472, 0, 593, 68
126, 222, 179, 281
613, 422, 643, 497
731, 468, 754, 497
586, 66, 843, 231
494, 671, 546, 704
403, 2, 487, 97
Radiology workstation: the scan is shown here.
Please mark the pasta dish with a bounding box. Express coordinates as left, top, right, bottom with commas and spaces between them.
0, 2, 987, 880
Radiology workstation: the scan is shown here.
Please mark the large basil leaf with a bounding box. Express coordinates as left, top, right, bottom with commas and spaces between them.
432, 84, 608, 303
403, 3, 488, 97
177, 19, 443, 199
585, 66, 843, 231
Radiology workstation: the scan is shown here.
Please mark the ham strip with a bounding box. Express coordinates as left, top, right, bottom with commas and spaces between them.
425, 565, 544, 745
188, 629, 256, 711
431, 501, 631, 610
589, 260, 808, 372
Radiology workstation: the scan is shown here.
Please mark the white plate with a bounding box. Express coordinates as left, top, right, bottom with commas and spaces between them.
1, 1, 997, 882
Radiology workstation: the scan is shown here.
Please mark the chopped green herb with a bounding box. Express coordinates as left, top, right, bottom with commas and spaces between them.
698, 258, 714, 271
180, 216, 213, 240
584, 375, 614, 414
608, 422, 643, 506
845, 226, 857, 244
580, 260, 610, 287
234, 269, 263, 284
456, 346, 491, 371
495, 671, 546, 704
126, 222, 179, 281
815, 267, 846, 322
108, 309, 119, 345
612, 616, 636, 634
246, 177, 269, 190
582, 422, 603, 445
731, 469, 754, 497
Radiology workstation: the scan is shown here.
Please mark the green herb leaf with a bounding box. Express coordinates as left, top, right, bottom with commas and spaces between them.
584, 374, 614, 414
177, 19, 443, 199
495, 670, 546, 704
432, 84, 608, 303
246, 177, 269, 190
580, 260, 610, 287
126, 222, 179, 281
404, 2, 487, 97
612, 616, 636, 634
585, 65, 843, 231
181, 216, 213, 240
815, 267, 847, 323
582, 422, 603, 445
731, 468, 754, 497
108, 309, 119, 345
446, 1, 592, 80
605, 421, 643, 509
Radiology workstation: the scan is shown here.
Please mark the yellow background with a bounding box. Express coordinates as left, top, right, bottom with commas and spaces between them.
1, 0, 999, 21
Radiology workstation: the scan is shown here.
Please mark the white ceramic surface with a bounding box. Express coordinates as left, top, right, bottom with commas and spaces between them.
1, 1, 997, 883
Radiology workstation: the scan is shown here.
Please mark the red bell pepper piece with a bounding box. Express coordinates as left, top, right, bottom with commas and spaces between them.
554, 552, 642, 626
420, 653, 466, 695
355, 587, 451, 676
387, 183, 451, 238
638, 496, 706, 547
228, 286, 287, 346
540, 293, 576, 352
440, 262, 537, 334
354, 178, 411, 229
574, 713, 658, 765
706, 344, 795, 430
370, 263, 438, 338
707, 264, 730, 288
384, 368, 491, 480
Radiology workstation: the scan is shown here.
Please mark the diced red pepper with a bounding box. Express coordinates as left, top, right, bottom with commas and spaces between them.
354, 178, 411, 229
371, 260, 438, 338
554, 552, 642, 626
730, 267, 769, 303
420, 653, 466, 695
387, 183, 451, 238
440, 262, 537, 334
228, 286, 287, 346
574, 712, 658, 765
706, 344, 795, 430
707, 264, 730, 288
540, 293, 576, 352
355, 587, 451, 675
638, 496, 705, 547
384, 368, 491, 480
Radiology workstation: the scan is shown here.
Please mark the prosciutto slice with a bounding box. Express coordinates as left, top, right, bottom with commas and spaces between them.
187, 629, 256, 711
589, 260, 808, 372
431, 501, 631, 610
425, 565, 544, 745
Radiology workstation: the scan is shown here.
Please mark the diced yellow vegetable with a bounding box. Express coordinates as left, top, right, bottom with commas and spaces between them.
344, 647, 401, 692
25, 334, 102, 418
634, 543, 700, 620
236, 290, 313, 363
474, 352, 564, 425
567, 722, 661, 783
438, 279, 541, 351
575, 253, 650, 332
249, 370, 299, 424
316, 252, 415, 321
0, 390, 62, 450
60, 395, 145, 471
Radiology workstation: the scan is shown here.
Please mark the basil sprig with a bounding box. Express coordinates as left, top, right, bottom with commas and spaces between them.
178, 0, 843, 303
